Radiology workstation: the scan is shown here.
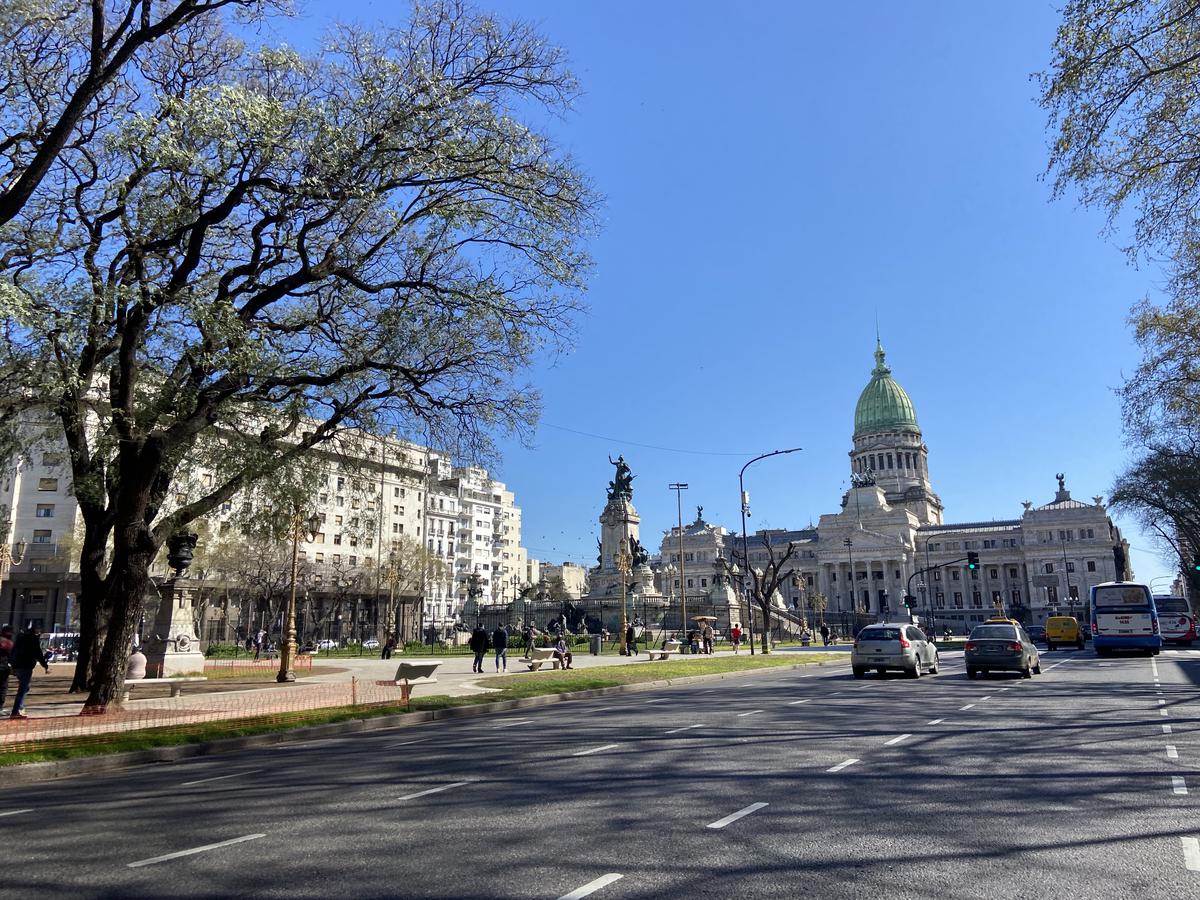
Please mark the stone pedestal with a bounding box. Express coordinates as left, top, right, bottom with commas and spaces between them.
142, 578, 206, 677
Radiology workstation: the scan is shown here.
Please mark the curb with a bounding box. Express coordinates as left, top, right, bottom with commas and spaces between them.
0, 657, 848, 786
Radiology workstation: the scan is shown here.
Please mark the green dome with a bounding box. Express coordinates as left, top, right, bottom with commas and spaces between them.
853, 341, 919, 437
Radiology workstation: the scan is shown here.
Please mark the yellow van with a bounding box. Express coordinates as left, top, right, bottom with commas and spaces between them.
1045, 616, 1085, 650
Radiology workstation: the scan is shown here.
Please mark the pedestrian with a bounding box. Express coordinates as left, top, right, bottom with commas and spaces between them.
469, 623, 489, 673
493, 624, 509, 673
382, 633, 397, 660
688, 627, 700, 655
625, 622, 638, 656
523, 623, 537, 658
702, 622, 714, 654
244, 635, 254, 653
0, 626, 13, 712
552, 634, 574, 669
254, 628, 266, 660
8, 625, 49, 719
730, 622, 742, 654
820, 622, 830, 647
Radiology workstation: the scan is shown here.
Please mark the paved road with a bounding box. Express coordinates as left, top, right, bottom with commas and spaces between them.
2, 646, 1198, 898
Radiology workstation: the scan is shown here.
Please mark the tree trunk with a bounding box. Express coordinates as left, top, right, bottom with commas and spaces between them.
758, 602, 771, 654
83, 537, 157, 711
69, 530, 111, 693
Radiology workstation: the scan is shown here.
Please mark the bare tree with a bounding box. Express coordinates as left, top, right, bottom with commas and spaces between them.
722, 535, 798, 654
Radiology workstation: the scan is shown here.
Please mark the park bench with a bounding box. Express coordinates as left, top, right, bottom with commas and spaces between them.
643, 648, 684, 661
122, 676, 208, 702
523, 646, 564, 672
375, 660, 443, 702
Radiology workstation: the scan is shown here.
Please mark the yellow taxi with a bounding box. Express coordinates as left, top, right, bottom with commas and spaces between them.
1045, 615, 1085, 650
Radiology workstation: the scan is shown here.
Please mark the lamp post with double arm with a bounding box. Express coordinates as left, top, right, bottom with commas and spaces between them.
278, 508, 321, 683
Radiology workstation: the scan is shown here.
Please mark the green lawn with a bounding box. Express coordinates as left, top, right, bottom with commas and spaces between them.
1, 652, 841, 768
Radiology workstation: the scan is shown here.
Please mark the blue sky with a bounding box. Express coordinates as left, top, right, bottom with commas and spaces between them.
281, 1, 1174, 587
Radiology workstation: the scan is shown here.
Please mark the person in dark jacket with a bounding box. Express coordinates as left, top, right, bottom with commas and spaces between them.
492, 625, 509, 673
625, 623, 638, 656
9, 625, 49, 719
0, 625, 14, 712
468, 624, 489, 673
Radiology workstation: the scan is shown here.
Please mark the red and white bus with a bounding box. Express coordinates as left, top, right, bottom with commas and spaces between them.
1154, 596, 1196, 647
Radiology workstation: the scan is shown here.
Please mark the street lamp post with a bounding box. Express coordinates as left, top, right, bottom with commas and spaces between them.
665, 563, 677, 637
844, 537, 857, 635
669, 482, 688, 634
0, 527, 27, 621
615, 538, 632, 655
739, 447, 803, 656
278, 508, 321, 682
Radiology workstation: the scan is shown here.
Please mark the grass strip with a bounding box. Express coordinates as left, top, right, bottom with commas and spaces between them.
1, 653, 840, 768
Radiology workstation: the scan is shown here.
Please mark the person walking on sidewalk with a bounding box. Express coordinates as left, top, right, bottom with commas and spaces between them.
9, 625, 49, 719
702, 622, 714, 655
819, 622, 830, 647
0, 626, 13, 712
493, 624, 509, 673
469, 623, 489, 673
523, 623, 537, 658
625, 622, 638, 656
730, 622, 742, 654
382, 633, 397, 660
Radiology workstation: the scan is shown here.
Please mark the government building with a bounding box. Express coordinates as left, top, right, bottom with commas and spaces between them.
660, 341, 1132, 634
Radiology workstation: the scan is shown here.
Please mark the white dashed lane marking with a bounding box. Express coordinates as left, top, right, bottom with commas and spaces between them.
827, 758, 859, 773
664, 724, 702, 735
1183, 838, 1200, 873
181, 769, 262, 788
557, 874, 624, 900
737, 710, 764, 718
0, 809, 32, 818
572, 744, 620, 757
398, 780, 476, 801
884, 734, 912, 746
927, 719, 945, 725
706, 802, 768, 829
1164, 724, 1174, 735
1167, 745, 1179, 760
960, 704, 976, 711
788, 699, 811, 706
127, 834, 266, 868
1174, 777, 1189, 796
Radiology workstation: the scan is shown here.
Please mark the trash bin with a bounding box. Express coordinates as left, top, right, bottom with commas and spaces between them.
589, 634, 602, 656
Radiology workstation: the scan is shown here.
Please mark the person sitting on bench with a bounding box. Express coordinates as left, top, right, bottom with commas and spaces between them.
552, 635, 574, 670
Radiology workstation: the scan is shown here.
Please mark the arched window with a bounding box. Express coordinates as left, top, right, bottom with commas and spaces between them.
887, 453, 893, 469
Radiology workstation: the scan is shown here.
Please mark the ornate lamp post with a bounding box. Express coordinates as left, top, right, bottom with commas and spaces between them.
665, 562, 677, 634
668, 482, 688, 632
278, 509, 321, 682
0, 527, 27, 615
614, 537, 632, 655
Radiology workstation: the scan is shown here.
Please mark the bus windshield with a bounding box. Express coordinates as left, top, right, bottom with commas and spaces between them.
1092, 584, 1151, 609
1155, 596, 1190, 615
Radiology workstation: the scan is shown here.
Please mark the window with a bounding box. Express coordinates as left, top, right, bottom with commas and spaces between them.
972, 592, 983, 608
894, 569, 901, 579
1012, 589, 1022, 604
1087, 561, 1096, 572
332, 554, 342, 564
313, 532, 325, 543
686, 579, 694, 588
872, 570, 884, 580
335, 515, 343, 526
37, 478, 58, 491
35, 504, 54, 518
965, 540, 978, 550
1066, 562, 1075, 573
337, 476, 345, 490
933, 570, 941, 582
857, 571, 868, 581
951, 570, 960, 581
32, 529, 52, 543
700, 578, 708, 588
935, 592, 945, 608
335, 495, 344, 507
1043, 563, 1054, 574
991, 590, 1002, 604
1009, 567, 1019, 578
333, 534, 342, 545
1082, 528, 1095, 539
315, 553, 324, 563
953, 592, 963, 609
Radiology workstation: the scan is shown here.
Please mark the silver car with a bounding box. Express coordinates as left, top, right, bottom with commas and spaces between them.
965, 622, 1041, 679
851, 623, 940, 678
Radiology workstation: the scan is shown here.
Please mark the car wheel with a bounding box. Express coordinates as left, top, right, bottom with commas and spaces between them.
908, 661, 921, 678
1076, 641, 1084, 650
1022, 663, 1033, 679
967, 668, 978, 679
852, 667, 866, 679
1033, 661, 1042, 675
929, 653, 940, 675
1151, 649, 1160, 656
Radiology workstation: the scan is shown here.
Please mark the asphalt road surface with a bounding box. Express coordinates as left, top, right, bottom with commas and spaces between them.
3, 646, 1199, 898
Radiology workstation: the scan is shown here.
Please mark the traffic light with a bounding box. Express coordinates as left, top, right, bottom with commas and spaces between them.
966, 551, 980, 570
1192, 556, 1200, 573
903, 594, 917, 609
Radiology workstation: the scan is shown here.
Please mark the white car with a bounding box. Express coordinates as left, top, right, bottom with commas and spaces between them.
314, 639, 339, 651
851, 623, 940, 678
362, 638, 381, 650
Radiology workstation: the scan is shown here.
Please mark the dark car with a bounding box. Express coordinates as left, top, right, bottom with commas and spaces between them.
1026, 625, 1047, 644
965, 622, 1041, 679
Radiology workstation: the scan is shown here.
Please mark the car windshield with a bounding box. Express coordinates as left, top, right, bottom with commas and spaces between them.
859, 628, 901, 641
971, 625, 1017, 640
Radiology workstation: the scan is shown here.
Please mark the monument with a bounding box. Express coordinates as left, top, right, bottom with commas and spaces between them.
141, 531, 206, 677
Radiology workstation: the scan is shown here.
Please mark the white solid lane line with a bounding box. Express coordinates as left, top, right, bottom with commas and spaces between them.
1173, 777, 1189, 796
1183, 838, 1200, 873
706, 802, 768, 829
1167, 745, 1179, 760
827, 758, 859, 773
398, 780, 476, 801
494, 719, 532, 728
128, 834, 266, 868
737, 710, 764, 718
884, 734, 912, 746
927, 719, 945, 725
788, 699, 812, 706
556, 874, 623, 900
0, 809, 32, 818
572, 744, 620, 757
960, 704, 976, 711
664, 724, 702, 735
181, 769, 261, 788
